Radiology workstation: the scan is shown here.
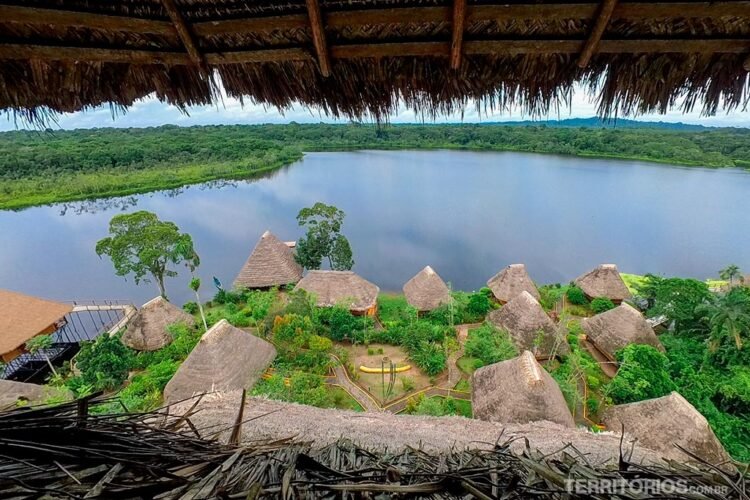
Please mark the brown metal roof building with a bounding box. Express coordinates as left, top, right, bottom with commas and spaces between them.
0, 290, 72, 363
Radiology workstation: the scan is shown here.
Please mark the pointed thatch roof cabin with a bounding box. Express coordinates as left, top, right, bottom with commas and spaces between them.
294, 271, 379, 316
602, 392, 732, 466
487, 264, 539, 304
0, 289, 72, 363
0, 380, 72, 410
574, 264, 631, 303
487, 291, 569, 359
234, 230, 303, 289
403, 266, 451, 313
581, 303, 664, 362
163, 320, 276, 405
472, 351, 574, 428
121, 296, 194, 352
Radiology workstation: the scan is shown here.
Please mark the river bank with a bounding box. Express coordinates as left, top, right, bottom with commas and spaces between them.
1, 123, 748, 210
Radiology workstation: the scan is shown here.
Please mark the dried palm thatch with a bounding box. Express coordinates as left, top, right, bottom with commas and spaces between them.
0, 394, 746, 499
574, 264, 632, 303
163, 319, 276, 405
581, 302, 664, 361
294, 270, 379, 315
1, 1, 749, 124
487, 291, 570, 359
602, 392, 734, 468
234, 230, 303, 289
121, 295, 194, 351
403, 265, 451, 312
472, 351, 575, 428
487, 264, 540, 303
0, 380, 71, 410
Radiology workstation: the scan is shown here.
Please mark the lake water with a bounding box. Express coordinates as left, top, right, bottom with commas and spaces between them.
2, 150, 749, 307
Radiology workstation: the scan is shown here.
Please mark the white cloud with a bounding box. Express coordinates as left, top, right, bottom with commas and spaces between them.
1, 83, 748, 131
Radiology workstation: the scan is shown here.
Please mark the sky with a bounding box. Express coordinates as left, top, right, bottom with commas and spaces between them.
1, 83, 748, 131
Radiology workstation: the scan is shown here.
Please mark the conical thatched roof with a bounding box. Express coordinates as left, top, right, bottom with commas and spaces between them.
403, 266, 451, 312
602, 392, 732, 466
121, 296, 194, 352
574, 264, 631, 302
294, 271, 379, 314
487, 291, 569, 359
472, 351, 574, 428
163, 320, 276, 405
234, 231, 303, 289
581, 303, 664, 361
0, 380, 72, 410
487, 264, 539, 303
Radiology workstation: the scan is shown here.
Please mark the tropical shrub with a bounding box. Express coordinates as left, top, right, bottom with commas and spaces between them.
590, 297, 615, 314
182, 301, 199, 314
467, 293, 491, 319
464, 324, 518, 366
566, 286, 588, 305
410, 341, 447, 376
75, 334, 135, 391
607, 345, 675, 404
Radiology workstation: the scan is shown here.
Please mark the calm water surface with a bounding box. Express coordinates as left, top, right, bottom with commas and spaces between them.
2, 150, 749, 306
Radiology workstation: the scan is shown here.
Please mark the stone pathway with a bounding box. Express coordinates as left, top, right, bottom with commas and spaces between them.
328, 355, 381, 412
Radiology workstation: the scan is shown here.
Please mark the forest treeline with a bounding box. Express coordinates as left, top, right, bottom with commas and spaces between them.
1, 123, 748, 209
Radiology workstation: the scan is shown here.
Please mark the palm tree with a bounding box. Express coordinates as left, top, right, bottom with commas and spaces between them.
719, 264, 742, 287
696, 289, 750, 351
25, 335, 58, 377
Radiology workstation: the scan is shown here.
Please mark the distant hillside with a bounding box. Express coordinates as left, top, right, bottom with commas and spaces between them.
486, 117, 715, 131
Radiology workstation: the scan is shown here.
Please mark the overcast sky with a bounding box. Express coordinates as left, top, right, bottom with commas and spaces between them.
1, 83, 748, 131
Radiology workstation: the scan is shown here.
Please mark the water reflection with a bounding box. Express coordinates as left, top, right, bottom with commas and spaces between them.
1, 150, 748, 307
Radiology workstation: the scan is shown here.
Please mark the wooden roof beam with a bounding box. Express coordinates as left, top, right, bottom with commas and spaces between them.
1, 39, 749, 66
744, 55, 750, 71
305, 0, 332, 77
450, 0, 467, 70
578, 0, 619, 68
160, 0, 207, 73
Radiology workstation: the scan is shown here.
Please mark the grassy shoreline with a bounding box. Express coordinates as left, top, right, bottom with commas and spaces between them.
2, 123, 748, 210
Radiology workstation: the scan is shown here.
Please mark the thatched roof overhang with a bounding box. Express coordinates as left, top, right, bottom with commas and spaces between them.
1, 1, 749, 122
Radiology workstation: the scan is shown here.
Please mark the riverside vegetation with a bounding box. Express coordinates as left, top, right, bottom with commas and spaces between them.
2, 123, 749, 209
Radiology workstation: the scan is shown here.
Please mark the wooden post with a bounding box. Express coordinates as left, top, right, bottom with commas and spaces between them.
450, 0, 467, 70
578, 0, 619, 68
305, 0, 332, 77
744, 54, 750, 71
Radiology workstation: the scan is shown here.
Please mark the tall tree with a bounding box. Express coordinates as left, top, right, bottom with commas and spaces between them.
719, 264, 742, 287
189, 277, 208, 332
96, 211, 198, 299
294, 202, 354, 271
697, 288, 750, 351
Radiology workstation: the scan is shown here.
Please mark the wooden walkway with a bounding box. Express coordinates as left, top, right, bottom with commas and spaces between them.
71, 303, 137, 336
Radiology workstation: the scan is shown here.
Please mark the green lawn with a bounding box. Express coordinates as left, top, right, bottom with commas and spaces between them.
457, 356, 481, 375
329, 386, 364, 412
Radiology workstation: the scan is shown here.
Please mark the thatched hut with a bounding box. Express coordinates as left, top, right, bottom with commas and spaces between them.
581, 303, 664, 362
234, 230, 303, 289
0, 380, 72, 410
121, 296, 194, 352
487, 291, 569, 359
294, 271, 379, 316
602, 392, 732, 466
0, 2, 746, 124
0, 289, 72, 364
472, 351, 574, 428
574, 264, 631, 303
163, 319, 276, 405
403, 266, 451, 313
486, 264, 539, 304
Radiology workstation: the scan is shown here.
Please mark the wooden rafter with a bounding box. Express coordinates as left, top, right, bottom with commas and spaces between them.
450, 0, 467, 70
578, 0, 619, 68
744, 55, 750, 71
3, 3, 750, 38
1, 39, 748, 66
305, 0, 332, 77
160, 0, 206, 72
